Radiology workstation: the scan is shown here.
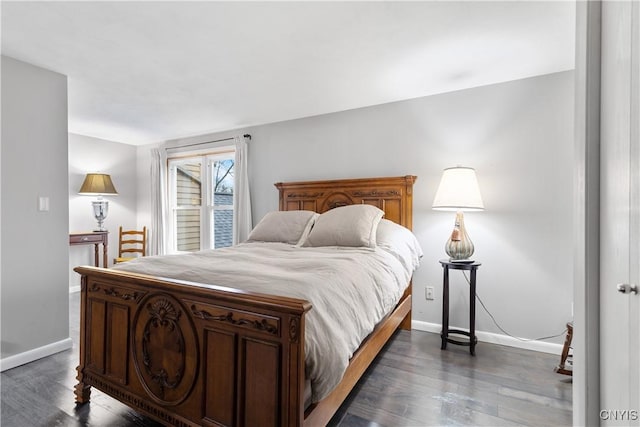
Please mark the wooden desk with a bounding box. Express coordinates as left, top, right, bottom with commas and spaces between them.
70, 231, 109, 268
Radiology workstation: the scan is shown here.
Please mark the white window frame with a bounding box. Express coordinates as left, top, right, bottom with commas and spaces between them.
167, 148, 235, 253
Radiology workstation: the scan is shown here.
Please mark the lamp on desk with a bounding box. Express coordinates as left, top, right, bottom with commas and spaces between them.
78, 173, 118, 231
432, 166, 484, 261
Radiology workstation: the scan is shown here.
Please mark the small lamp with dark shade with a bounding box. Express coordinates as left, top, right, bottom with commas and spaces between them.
78, 173, 118, 231
432, 166, 484, 261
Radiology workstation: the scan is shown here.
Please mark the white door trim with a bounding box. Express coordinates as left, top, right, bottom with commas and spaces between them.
573, 1, 601, 425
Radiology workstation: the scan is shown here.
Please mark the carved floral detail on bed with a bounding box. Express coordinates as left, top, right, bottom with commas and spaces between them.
189, 303, 279, 335
287, 192, 324, 198
289, 317, 300, 343
142, 299, 185, 398
89, 282, 142, 302
352, 189, 400, 197
324, 191, 354, 210
132, 294, 198, 406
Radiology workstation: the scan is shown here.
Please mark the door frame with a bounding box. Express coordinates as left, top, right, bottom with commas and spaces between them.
573, 1, 601, 425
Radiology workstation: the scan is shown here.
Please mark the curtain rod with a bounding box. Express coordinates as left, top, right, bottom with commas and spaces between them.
166, 133, 251, 151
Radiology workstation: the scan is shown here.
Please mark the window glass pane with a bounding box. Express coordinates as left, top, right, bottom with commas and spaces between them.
213, 207, 233, 248
176, 162, 202, 206
171, 159, 202, 252
211, 159, 234, 249
211, 159, 234, 196
176, 209, 200, 252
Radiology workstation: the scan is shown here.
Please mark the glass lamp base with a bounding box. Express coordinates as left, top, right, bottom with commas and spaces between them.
445, 211, 475, 260
92, 200, 109, 232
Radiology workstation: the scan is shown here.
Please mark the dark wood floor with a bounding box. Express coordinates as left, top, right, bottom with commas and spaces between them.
1, 293, 572, 426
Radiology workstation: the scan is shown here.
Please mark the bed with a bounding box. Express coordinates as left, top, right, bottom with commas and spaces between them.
74, 175, 418, 426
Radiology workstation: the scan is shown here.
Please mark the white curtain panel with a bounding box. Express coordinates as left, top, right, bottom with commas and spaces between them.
150, 147, 171, 255
233, 136, 252, 244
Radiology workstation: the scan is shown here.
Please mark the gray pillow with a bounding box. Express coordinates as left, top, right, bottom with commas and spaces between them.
376, 219, 423, 272
247, 210, 319, 245
304, 204, 384, 248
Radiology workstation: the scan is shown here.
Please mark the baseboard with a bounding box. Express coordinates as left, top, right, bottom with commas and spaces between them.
411, 320, 563, 355
0, 337, 73, 372
69, 285, 81, 294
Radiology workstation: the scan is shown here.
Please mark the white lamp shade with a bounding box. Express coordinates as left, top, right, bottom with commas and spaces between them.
432, 166, 484, 211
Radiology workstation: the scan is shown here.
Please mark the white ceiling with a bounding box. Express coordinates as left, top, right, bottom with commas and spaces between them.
1, 1, 575, 146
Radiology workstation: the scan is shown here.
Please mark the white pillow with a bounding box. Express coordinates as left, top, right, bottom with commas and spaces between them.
376, 219, 423, 272
247, 210, 319, 245
304, 204, 384, 248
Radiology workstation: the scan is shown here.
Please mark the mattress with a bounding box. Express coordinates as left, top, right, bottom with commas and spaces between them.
112, 242, 413, 401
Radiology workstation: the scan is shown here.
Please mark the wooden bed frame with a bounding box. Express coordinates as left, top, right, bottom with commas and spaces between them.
74, 175, 416, 427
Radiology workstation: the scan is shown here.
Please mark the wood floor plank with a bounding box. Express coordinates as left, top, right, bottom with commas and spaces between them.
337, 413, 386, 427
0, 293, 572, 426
497, 394, 572, 427
498, 385, 572, 411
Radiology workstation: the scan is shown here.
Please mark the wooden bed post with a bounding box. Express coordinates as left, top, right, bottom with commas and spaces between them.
74, 275, 91, 404
399, 284, 412, 330
400, 175, 414, 331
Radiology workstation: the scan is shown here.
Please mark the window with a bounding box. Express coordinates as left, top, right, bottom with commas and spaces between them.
168, 150, 235, 252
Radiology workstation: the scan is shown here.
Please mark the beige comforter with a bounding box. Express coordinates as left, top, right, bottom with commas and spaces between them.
112, 242, 411, 401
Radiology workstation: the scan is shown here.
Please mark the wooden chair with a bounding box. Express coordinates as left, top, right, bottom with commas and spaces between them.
114, 226, 147, 264
554, 321, 573, 376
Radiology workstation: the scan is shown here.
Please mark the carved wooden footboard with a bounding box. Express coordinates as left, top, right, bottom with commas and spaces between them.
75, 267, 311, 426
74, 175, 417, 426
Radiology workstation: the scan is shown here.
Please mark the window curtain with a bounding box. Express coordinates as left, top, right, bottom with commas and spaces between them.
233, 136, 252, 244
150, 147, 171, 255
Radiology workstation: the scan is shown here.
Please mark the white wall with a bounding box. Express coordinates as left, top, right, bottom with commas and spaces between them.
68, 133, 138, 288
1, 56, 71, 365
137, 71, 574, 346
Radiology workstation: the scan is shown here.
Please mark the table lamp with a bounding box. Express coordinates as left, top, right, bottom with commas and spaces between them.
432, 166, 484, 261
78, 173, 118, 231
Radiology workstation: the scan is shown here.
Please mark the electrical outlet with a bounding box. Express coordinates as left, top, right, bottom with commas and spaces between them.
425, 286, 435, 300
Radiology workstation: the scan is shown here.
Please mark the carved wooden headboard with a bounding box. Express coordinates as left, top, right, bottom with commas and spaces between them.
275, 175, 417, 230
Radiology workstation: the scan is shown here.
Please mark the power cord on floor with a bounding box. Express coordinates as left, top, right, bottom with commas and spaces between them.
461, 271, 568, 342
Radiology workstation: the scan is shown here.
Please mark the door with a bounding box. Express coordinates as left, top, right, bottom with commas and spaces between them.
600, 1, 640, 425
